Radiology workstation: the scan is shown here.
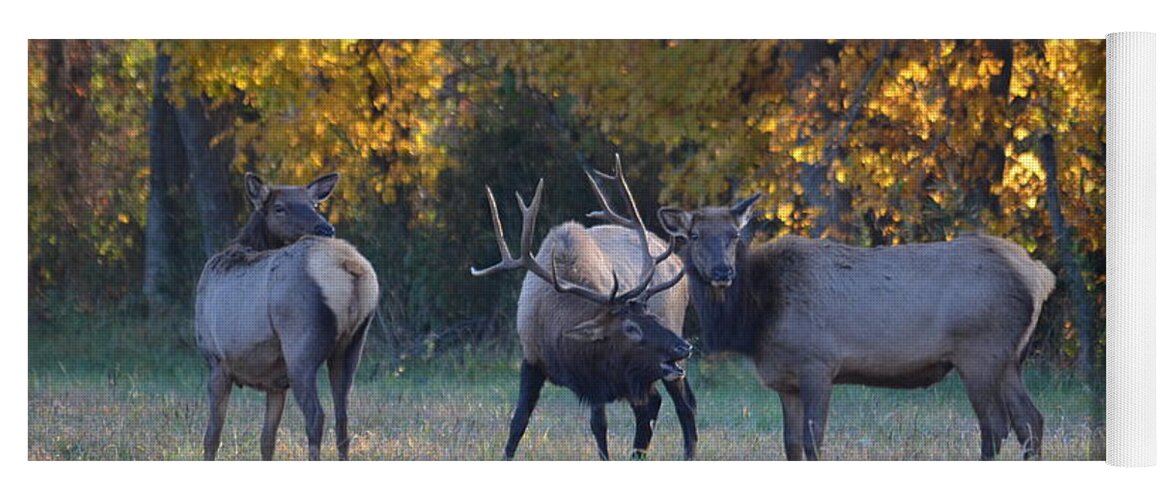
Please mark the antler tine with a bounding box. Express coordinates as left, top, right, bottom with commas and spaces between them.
471, 178, 619, 305
641, 262, 687, 301
516, 178, 545, 261
546, 255, 621, 306
584, 165, 633, 227
608, 154, 658, 303
634, 237, 684, 302
607, 269, 621, 302
652, 235, 678, 265
587, 154, 646, 230
470, 185, 521, 277
590, 165, 618, 181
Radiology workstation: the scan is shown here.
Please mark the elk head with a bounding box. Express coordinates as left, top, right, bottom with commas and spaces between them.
245, 172, 339, 247
658, 193, 762, 301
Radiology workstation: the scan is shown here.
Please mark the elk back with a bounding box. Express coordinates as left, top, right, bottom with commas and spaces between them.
195, 236, 378, 391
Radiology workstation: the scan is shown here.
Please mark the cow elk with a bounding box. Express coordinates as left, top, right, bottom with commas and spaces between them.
472, 156, 697, 460
658, 194, 1056, 460
195, 172, 379, 460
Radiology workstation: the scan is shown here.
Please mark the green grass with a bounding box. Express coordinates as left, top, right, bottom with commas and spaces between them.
28, 304, 1105, 461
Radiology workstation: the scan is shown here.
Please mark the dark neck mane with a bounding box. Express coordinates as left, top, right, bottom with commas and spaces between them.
228, 211, 275, 252
688, 240, 764, 355
205, 211, 275, 272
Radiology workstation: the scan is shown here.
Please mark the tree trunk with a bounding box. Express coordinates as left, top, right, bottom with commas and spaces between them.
787, 40, 845, 239
792, 41, 886, 241
175, 95, 239, 259
1039, 134, 1097, 374
143, 49, 191, 313
966, 40, 1013, 224
46, 40, 95, 242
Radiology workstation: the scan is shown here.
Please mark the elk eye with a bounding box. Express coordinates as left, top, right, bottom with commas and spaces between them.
624, 323, 643, 341
689, 231, 700, 240
272, 204, 286, 215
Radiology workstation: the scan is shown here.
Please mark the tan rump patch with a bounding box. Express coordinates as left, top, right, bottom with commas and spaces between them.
306, 238, 380, 339
985, 236, 1057, 356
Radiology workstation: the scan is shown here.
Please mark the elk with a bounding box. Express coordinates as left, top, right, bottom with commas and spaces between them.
195, 172, 379, 460
658, 194, 1056, 460
472, 156, 697, 460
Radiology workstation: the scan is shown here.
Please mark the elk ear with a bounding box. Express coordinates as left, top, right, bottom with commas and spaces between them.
730, 193, 762, 229
565, 317, 607, 343
245, 172, 270, 211
306, 173, 340, 203
658, 208, 692, 239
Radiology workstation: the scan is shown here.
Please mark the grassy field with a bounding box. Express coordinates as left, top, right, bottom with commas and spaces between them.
28, 304, 1105, 461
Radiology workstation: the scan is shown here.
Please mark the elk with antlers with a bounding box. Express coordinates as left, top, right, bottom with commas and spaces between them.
472, 155, 696, 460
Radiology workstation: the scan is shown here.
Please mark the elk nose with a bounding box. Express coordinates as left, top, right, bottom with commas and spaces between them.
712, 265, 735, 282
674, 343, 693, 358
314, 223, 336, 237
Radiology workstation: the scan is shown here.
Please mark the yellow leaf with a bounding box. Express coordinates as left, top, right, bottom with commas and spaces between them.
1010, 72, 1032, 98
776, 203, 794, 220
1017, 152, 1046, 181
759, 117, 778, 134
898, 61, 928, 82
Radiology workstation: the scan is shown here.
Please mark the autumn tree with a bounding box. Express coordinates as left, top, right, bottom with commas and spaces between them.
29, 40, 153, 305
478, 39, 1106, 369
28, 39, 1105, 368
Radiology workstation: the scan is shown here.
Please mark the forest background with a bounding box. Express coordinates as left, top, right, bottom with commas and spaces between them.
29, 39, 1106, 377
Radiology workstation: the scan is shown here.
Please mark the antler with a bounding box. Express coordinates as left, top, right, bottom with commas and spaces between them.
470, 179, 619, 306
584, 154, 686, 303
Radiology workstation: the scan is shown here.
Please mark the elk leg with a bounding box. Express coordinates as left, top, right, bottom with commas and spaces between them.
504, 361, 545, 460
326, 360, 349, 460
327, 318, 370, 461
590, 404, 610, 460
798, 371, 832, 461
777, 389, 805, 461
203, 363, 233, 461
959, 370, 1010, 460
630, 387, 662, 459
260, 390, 286, 460
1001, 368, 1044, 460
663, 377, 698, 460
277, 307, 333, 460
288, 371, 325, 460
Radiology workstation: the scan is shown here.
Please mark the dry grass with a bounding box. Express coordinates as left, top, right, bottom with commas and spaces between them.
28, 303, 1103, 461
28, 352, 1105, 461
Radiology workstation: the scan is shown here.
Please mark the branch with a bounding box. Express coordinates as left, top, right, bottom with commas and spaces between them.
825, 40, 893, 161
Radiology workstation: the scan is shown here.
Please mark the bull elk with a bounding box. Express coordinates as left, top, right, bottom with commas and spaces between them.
658, 194, 1056, 460
195, 172, 379, 460
472, 155, 697, 460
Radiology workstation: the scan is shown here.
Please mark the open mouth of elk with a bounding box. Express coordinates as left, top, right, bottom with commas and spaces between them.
661, 355, 688, 382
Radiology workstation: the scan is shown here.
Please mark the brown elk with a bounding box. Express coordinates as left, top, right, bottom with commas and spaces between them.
658, 194, 1056, 460
195, 172, 379, 460
472, 157, 697, 460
